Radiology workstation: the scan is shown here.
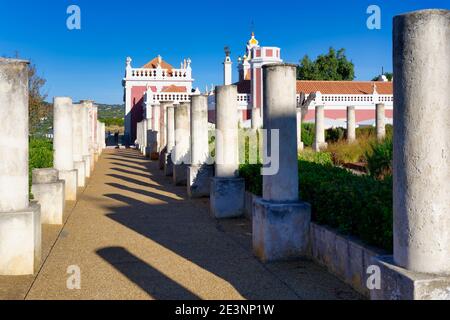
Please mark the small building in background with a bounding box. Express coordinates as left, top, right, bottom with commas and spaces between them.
122, 55, 194, 143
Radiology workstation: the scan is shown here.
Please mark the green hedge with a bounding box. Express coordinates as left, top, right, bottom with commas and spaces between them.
366, 137, 393, 179
29, 138, 53, 189
239, 160, 393, 251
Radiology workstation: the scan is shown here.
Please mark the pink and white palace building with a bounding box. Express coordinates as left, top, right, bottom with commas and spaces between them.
208, 32, 393, 129
123, 33, 393, 143
122, 55, 194, 143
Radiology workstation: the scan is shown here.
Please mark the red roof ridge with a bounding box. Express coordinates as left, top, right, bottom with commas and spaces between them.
142, 56, 174, 70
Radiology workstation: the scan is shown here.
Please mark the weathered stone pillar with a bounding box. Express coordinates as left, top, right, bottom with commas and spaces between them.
296, 110, 304, 151
372, 9, 450, 300
210, 85, 245, 218
150, 104, 160, 160
91, 104, 99, 163
347, 106, 356, 143
80, 101, 92, 178
159, 103, 170, 170
72, 103, 86, 187
164, 106, 175, 176
31, 169, 65, 225
313, 105, 327, 151
53, 97, 78, 201
253, 64, 311, 262
144, 118, 152, 157
0, 58, 41, 275
85, 101, 96, 171
172, 103, 190, 185
188, 95, 213, 198
375, 103, 386, 141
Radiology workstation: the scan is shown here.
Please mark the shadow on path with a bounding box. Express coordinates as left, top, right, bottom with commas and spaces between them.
97, 247, 201, 300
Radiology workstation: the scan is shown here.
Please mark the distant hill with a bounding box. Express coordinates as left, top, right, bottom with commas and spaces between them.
97, 103, 124, 120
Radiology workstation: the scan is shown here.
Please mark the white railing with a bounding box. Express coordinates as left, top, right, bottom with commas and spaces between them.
128, 68, 191, 80
148, 93, 191, 104
301, 93, 393, 108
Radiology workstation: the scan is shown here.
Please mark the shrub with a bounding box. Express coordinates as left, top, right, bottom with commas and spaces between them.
366, 137, 393, 179
298, 149, 333, 165
29, 137, 53, 192
301, 123, 315, 147
326, 135, 376, 165
239, 159, 393, 251
325, 127, 346, 143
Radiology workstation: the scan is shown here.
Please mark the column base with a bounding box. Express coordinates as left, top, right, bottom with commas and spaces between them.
90, 150, 96, 170
83, 155, 91, 178
210, 177, 245, 219
253, 197, 311, 262
173, 164, 188, 186
370, 256, 450, 300
0, 203, 41, 275
159, 150, 167, 170
164, 153, 173, 176
313, 142, 328, 152
31, 180, 65, 225
298, 141, 304, 151
74, 160, 86, 187
188, 164, 214, 198
58, 169, 78, 201
145, 146, 152, 158
94, 152, 99, 163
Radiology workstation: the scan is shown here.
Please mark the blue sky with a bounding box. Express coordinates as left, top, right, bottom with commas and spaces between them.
0, 0, 447, 104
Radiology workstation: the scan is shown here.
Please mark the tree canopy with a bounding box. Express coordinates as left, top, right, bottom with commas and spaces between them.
297, 47, 355, 81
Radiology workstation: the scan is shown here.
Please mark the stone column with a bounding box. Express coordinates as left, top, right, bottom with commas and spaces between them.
80, 101, 92, 178
0, 58, 41, 275
172, 103, 190, 185
31, 169, 65, 225
164, 106, 175, 176
253, 64, 311, 262
72, 103, 86, 187
375, 103, 386, 141
53, 97, 78, 201
188, 95, 214, 198
347, 106, 356, 143
150, 104, 160, 160
144, 118, 152, 157
159, 103, 170, 170
85, 101, 96, 171
313, 105, 327, 151
372, 9, 450, 300
91, 104, 99, 163
296, 110, 304, 151
210, 85, 245, 218
142, 119, 148, 155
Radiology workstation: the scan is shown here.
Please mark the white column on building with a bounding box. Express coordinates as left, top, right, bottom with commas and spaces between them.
0, 58, 41, 275
223, 50, 232, 85
297, 110, 304, 151
313, 105, 327, 151
347, 106, 356, 143
376, 103, 386, 141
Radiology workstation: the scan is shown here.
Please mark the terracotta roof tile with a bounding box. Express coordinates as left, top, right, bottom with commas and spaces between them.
161, 85, 187, 93
142, 57, 174, 70
296, 80, 392, 95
